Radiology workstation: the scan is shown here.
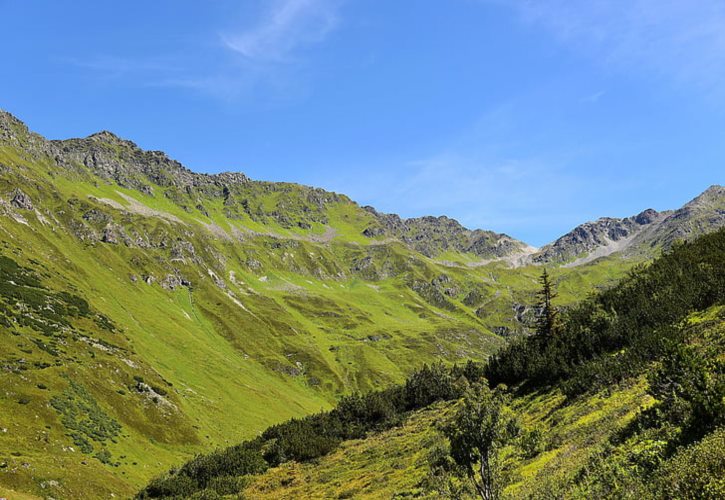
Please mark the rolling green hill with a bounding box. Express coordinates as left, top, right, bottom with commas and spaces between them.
0, 110, 722, 498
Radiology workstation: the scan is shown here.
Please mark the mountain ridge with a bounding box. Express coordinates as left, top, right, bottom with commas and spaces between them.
3, 109, 721, 265
0, 109, 723, 498
533, 184, 724, 265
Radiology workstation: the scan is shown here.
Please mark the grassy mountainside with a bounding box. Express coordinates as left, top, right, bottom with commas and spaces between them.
242, 306, 724, 499
140, 228, 725, 499
0, 109, 722, 498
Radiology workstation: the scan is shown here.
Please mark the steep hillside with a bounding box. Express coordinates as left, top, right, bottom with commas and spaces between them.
0, 109, 723, 498
0, 112, 626, 498
142, 228, 725, 499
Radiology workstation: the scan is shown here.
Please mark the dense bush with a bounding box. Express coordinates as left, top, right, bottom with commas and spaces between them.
138, 361, 481, 498
646, 320, 725, 442
487, 228, 725, 394
50, 379, 121, 456
652, 427, 725, 499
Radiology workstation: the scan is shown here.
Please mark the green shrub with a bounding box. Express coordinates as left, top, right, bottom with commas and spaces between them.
50, 379, 121, 455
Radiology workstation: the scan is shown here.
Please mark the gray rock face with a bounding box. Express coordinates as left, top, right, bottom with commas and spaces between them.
533, 209, 665, 264
634, 208, 660, 225
648, 185, 725, 247
51, 131, 251, 194
533, 185, 725, 265
170, 240, 196, 260
101, 225, 119, 244
10, 189, 33, 210
161, 274, 182, 290
361, 207, 526, 259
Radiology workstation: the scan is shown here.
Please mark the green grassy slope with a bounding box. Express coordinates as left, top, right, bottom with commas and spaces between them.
141, 228, 724, 499
245, 306, 723, 499
0, 111, 714, 498
242, 380, 651, 499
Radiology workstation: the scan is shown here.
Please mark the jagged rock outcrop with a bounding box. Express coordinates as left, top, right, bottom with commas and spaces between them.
533, 209, 666, 264
362, 207, 527, 259
533, 185, 725, 265
10, 188, 33, 210
51, 131, 251, 194
647, 185, 725, 247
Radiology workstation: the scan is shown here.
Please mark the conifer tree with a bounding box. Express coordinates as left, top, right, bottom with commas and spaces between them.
535, 268, 558, 338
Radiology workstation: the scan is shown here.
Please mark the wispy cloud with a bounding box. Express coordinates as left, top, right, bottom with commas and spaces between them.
321, 146, 587, 245
63, 1, 343, 101
62, 55, 181, 80
222, 0, 340, 62
497, 0, 725, 91
580, 90, 605, 103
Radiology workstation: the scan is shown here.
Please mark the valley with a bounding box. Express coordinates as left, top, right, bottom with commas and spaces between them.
0, 110, 722, 498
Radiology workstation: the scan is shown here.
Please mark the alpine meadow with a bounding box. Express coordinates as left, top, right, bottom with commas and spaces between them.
1, 1, 725, 499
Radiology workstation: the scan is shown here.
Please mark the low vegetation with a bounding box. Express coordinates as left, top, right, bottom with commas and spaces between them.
140, 228, 725, 498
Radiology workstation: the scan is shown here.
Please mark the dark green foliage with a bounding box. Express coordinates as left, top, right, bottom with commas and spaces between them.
95, 448, 113, 464
141, 475, 199, 499
534, 268, 559, 338
443, 383, 517, 500
56, 291, 91, 317
50, 379, 121, 456
0, 254, 114, 339
651, 427, 725, 499
151, 385, 168, 397
258, 362, 464, 468
404, 363, 458, 409
519, 425, 546, 459
642, 313, 725, 443
487, 229, 725, 393
138, 443, 265, 498
261, 417, 344, 465
138, 362, 480, 498
423, 442, 475, 498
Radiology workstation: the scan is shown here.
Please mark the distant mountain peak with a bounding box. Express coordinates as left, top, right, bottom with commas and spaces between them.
361, 206, 527, 259
684, 184, 724, 209
531, 186, 725, 266
87, 130, 126, 143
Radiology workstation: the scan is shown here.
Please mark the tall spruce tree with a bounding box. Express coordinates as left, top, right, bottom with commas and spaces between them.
535, 269, 558, 338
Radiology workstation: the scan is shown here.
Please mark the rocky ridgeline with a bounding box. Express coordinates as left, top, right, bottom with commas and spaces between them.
0, 109, 527, 259
0, 110, 349, 230
52, 131, 251, 194
533, 209, 665, 263
649, 185, 725, 247
361, 206, 526, 259
533, 185, 725, 264
0, 109, 251, 194
2, 110, 723, 266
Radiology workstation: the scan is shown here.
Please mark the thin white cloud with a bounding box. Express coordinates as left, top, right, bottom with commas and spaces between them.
62, 55, 180, 79
319, 147, 586, 245
222, 0, 340, 62
580, 90, 606, 103
497, 0, 725, 91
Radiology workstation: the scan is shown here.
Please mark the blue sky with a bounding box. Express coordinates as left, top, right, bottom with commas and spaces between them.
2, 0, 724, 246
